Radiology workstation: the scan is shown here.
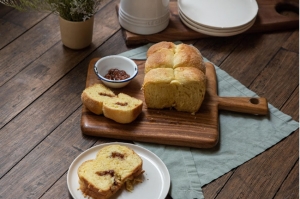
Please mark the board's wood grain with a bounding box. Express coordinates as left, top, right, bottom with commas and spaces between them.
81, 58, 219, 148
120, 0, 299, 45
81, 59, 268, 148
205, 62, 268, 115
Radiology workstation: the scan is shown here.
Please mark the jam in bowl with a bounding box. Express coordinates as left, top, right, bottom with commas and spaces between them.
94, 55, 138, 88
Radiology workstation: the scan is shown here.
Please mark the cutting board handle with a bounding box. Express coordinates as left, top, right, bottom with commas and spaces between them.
218, 97, 269, 115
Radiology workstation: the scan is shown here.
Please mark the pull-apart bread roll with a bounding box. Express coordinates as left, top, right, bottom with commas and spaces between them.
143, 42, 207, 113
143, 68, 176, 109
81, 84, 143, 123
78, 145, 144, 199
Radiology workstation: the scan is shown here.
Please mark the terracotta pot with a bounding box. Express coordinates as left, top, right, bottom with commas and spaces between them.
59, 16, 94, 50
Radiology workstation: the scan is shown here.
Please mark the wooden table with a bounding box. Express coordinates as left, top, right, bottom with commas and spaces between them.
0, 0, 298, 198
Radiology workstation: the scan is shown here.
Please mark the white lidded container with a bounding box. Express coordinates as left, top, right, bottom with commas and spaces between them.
119, 0, 170, 35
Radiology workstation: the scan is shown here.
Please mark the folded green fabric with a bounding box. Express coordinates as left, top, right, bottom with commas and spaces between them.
119, 45, 299, 199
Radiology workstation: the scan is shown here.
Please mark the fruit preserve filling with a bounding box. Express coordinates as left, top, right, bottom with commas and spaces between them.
111, 151, 125, 159
115, 102, 128, 106
98, 92, 114, 97
96, 170, 115, 177
104, 69, 130, 80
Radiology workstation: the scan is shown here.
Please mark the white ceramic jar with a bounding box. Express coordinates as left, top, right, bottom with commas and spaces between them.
119, 0, 170, 35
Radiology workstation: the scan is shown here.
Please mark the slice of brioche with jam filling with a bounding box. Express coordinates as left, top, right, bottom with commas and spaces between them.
103, 93, 143, 124
78, 145, 144, 199
81, 84, 143, 123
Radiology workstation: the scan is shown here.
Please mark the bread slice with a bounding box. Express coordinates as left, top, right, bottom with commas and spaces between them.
103, 93, 143, 124
81, 84, 116, 115
142, 42, 207, 113
78, 145, 144, 199
81, 84, 143, 123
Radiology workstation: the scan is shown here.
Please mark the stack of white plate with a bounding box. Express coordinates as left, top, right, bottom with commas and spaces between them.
178, 0, 259, 37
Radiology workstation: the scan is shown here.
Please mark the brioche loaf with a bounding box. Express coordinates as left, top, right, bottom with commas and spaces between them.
142, 42, 207, 113
78, 144, 144, 199
81, 84, 143, 123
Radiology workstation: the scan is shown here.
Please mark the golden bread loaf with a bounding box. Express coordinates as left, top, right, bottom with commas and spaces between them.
78, 144, 144, 199
143, 42, 207, 113
81, 84, 143, 123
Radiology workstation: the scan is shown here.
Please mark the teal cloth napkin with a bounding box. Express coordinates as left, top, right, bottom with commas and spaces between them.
118, 44, 299, 199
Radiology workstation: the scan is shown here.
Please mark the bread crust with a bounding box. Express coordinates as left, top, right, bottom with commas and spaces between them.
147, 41, 176, 57
174, 44, 206, 73
174, 66, 206, 84
145, 48, 174, 73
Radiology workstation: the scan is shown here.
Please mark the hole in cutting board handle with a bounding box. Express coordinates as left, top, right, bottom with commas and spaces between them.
250, 98, 259, 105
275, 1, 299, 17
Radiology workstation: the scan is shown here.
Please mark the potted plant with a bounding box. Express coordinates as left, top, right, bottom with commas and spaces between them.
0, 0, 103, 49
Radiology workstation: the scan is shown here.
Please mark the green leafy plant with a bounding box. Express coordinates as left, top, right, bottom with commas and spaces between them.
0, 0, 103, 21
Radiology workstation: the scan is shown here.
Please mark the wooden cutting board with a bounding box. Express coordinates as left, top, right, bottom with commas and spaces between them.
119, 0, 299, 45
81, 58, 268, 148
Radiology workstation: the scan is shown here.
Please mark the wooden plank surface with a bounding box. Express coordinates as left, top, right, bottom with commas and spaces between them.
0, 0, 298, 199
0, 0, 117, 178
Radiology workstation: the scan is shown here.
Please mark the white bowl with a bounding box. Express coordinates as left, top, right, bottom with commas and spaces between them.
94, 55, 138, 88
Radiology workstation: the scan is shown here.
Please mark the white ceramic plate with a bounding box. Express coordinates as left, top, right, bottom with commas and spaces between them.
67, 142, 170, 199
179, 11, 255, 36
178, 0, 258, 29
179, 8, 256, 32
